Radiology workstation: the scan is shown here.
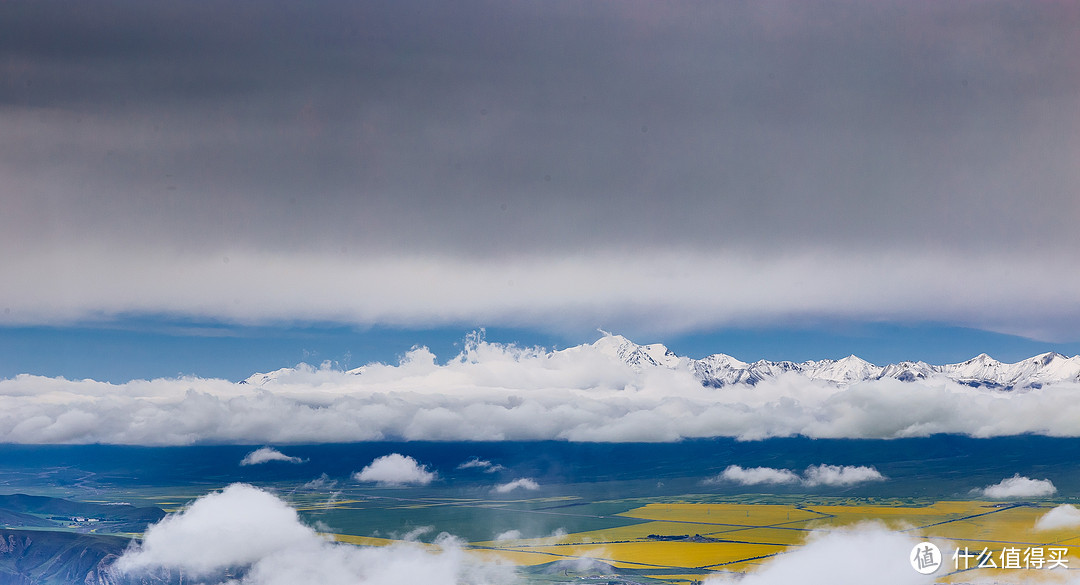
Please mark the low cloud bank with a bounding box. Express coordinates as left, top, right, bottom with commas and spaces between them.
6, 339, 1080, 444
115, 484, 514, 585
978, 474, 1057, 499
354, 454, 437, 486
10, 246, 1080, 343
710, 465, 884, 487
702, 525, 934, 585
241, 447, 304, 466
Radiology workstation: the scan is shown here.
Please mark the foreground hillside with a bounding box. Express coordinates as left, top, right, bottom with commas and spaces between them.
0, 496, 166, 585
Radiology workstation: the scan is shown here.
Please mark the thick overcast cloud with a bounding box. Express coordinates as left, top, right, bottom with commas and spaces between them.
2, 1, 1080, 339
5, 338, 1080, 444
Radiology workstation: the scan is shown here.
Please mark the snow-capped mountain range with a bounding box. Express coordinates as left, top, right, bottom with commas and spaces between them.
589, 334, 1080, 389
244, 334, 1080, 390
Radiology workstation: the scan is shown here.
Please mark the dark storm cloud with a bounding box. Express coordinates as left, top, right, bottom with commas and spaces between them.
2, 0, 1079, 336
4, 0, 1077, 255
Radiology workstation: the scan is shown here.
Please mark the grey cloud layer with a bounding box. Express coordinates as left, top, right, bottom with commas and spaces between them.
4, 248, 1080, 340
5, 0, 1077, 255
5, 340, 1080, 445
2, 1, 1079, 336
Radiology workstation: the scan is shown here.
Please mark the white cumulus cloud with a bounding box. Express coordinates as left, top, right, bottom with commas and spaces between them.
979, 474, 1057, 499
115, 483, 315, 577
240, 447, 304, 466
709, 465, 801, 486
699, 526, 937, 585
492, 478, 540, 494
702, 524, 936, 585
802, 465, 886, 487
354, 454, 436, 486
114, 483, 515, 585
1035, 505, 1080, 531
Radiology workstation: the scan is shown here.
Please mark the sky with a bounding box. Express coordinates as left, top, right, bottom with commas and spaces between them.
2, 0, 1080, 381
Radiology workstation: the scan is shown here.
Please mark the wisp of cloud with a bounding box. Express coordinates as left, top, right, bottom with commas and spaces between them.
492, 478, 540, 494
240, 446, 304, 466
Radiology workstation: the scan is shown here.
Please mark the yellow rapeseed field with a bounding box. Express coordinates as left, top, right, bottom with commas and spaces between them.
466, 499, 1080, 583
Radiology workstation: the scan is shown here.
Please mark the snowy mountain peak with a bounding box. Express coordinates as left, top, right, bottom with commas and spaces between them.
591, 334, 681, 369
593, 336, 1080, 390
803, 355, 882, 384
699, 353, 749, 369
1030, 352, 1067, 367
590, 333, 635, 354
241, 367, 297, 386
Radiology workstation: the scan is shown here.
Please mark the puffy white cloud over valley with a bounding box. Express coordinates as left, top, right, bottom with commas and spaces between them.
978, 475, 1057, 499
708, 466, 801, 486
802, 465, 886, 487
702, 524, 934, 585
115, 484, 317, 577
115, 483, 514, 585
709, 465, 884, 487
1035, 505, 1080, 531
354, 454, 437, 486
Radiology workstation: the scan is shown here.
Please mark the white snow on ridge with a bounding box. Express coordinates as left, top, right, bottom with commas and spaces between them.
591, 334, 683, 369
241, 333, 1080, 391
585, 335, 1080, 390
939, 352, 1080, 389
